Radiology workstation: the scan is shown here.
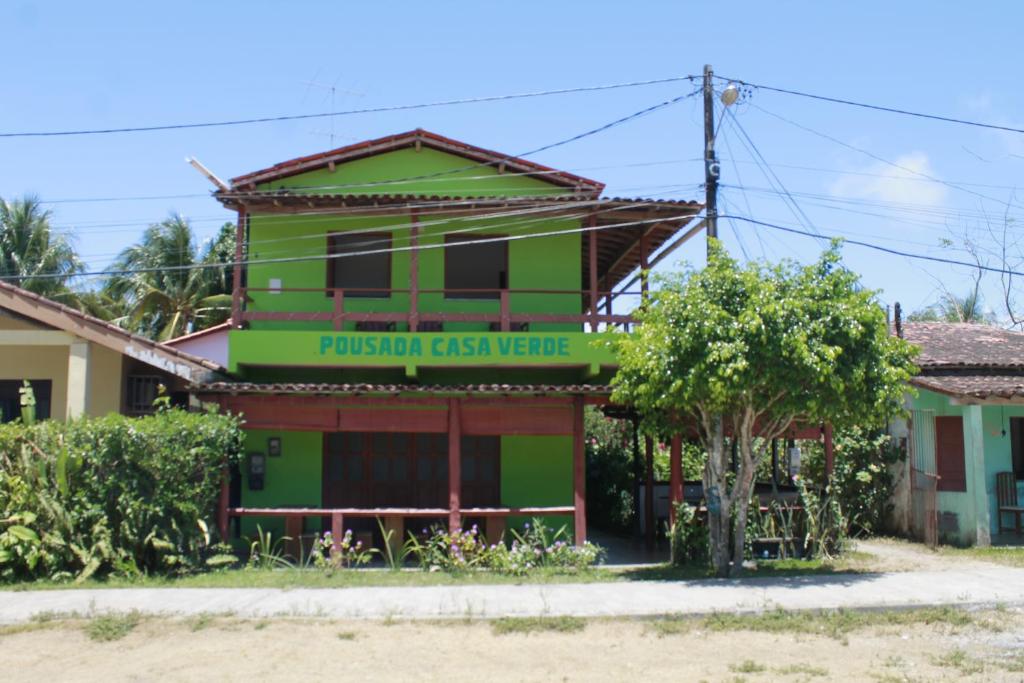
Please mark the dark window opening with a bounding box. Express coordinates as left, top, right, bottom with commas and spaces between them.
444, 235, 507, 299
125, 375, 162, 415
1011, 417, 1024, 480
935, 416, 967, 492
327, 232, 392, 298
0, 380, 52, 423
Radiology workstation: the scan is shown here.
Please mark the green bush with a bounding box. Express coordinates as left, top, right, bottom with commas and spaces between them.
0, 408, 243, 582
801, 426, 904, 536
669, 502, 708, 567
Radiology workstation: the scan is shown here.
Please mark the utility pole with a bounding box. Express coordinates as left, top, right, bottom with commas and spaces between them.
703, 64, 719, 255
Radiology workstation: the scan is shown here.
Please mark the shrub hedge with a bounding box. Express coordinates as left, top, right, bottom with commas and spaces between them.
0, 408, 242, 582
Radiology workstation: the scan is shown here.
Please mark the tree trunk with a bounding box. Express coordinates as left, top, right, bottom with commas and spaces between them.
703, 414, 732, 577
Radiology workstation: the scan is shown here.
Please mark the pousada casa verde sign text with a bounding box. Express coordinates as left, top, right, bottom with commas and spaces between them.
319, 334, 570, 358
227, 330, 616, 372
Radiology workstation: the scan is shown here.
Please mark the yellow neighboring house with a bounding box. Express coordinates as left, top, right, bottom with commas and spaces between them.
0, 281, 223, 422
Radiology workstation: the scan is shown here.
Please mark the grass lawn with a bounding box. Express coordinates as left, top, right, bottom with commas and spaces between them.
1, 552, 875, 591
938, 545, 1024, 567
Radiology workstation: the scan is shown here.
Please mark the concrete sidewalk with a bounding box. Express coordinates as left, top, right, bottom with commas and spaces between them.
4, 565, 1024, 623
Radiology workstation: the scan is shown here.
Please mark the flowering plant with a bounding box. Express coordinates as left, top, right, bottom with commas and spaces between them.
310, 529, 375, 570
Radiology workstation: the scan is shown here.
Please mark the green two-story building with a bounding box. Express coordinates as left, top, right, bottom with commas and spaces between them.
195, 129, 703, 547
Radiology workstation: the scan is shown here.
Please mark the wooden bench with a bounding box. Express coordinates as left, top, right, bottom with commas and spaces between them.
996, 472, 1024, 535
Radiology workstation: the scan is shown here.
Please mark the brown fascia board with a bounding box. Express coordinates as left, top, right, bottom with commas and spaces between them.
0, 281, 224, 382
227, 129, 605, 193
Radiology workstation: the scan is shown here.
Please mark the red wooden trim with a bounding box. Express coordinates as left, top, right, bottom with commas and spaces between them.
500, 290, 510, 332
231, 209, 246, 327
332, 289, 345, 331
588, 214, 599, 332
669, 435, 682, 526
331, 512, 343, 555
236, 402, 337, 430
462, 404, 573, 436
448, 397, 462, 533
644, 436, 655, 550
217, 468, 230, 540
227, 506, 571, 518
409, 209, 420, 332
338, 407, 447, 433
639, 231, 650, 301
823, 423, 835, 481
573, 395, 586, 545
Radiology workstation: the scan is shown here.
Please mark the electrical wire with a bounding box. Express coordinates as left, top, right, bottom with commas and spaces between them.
717, 75, 1024, 135
724, 214, 1024, 277
1, 211, 700, 283
0, 76, 698, 138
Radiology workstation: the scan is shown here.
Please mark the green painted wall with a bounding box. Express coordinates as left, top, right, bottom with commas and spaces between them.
239, 429, 323, 537
500, 435, 573, 533
245, 211, 583, 334
255, 147, 571, 197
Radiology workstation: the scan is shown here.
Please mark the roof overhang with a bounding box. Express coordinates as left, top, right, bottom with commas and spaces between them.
0, 281, 225, 383
228, 128, 605, 194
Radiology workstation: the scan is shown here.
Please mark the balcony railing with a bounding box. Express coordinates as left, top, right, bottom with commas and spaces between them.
236, 287, 637, 333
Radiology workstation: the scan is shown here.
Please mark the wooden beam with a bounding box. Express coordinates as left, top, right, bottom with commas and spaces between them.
669, 435, 682, 526
588, 215, 599, 332
217, 468, 230, 541
231, 208, 246, 328
824, 423, 835, 480
409, 209, 420, 332
644, 436, 655, 550
448, 397, 462, 534
573, 395, 587, 545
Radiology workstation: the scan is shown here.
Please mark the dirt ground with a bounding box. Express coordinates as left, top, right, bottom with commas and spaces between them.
5, 609, 1024, 683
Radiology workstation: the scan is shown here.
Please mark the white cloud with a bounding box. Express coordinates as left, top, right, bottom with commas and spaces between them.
827, 151, 949, 208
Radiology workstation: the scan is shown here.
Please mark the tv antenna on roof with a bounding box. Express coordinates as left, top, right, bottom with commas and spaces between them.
300, 71, 363, 147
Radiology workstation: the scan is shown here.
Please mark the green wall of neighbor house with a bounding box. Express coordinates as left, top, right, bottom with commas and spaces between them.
912, 389, 1024, 544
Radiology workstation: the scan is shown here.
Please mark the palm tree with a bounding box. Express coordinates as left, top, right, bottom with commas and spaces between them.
0, 195, 82, 297
909, 283, 991, 324
104, 215, 235, 340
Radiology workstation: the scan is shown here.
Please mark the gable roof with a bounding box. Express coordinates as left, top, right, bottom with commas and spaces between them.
0, 281, 224, 382
903, 322, 1024, 369
903, 322, 1024, 401
227, 128, 604, 194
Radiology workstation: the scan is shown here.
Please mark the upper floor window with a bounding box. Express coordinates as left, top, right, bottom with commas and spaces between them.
327, 232, 392, 298
444, 235, 507, 300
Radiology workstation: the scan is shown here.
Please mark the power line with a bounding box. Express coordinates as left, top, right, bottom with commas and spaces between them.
724, 214, 1024, 277
718, 75, 1024, 135
0, 76, 697, 138
2, 210, 698, 283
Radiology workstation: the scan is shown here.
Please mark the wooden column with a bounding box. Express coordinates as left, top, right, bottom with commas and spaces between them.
823, 423, 835, 481
217, 468, 230, 541
588, 215, 599, 332
644, 436, 655, 550
409, 209, 420, 332
639, 231, 650, 302
669, 435, 683, 526
448, 398, 462, 534
231, 208, 246, 327
331, 511, 344, 555
572, 395, 587, 545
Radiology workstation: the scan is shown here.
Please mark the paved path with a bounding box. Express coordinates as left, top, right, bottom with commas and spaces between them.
4, 565, 1024, 623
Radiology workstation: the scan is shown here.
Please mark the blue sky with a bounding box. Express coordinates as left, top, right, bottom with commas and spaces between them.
2, 1, 1022, 317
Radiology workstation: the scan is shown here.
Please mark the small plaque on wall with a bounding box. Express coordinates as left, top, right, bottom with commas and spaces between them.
268, 437, 282, 457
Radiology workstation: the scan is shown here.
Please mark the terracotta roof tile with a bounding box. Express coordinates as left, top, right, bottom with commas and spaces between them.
192, 382, 610, 396
902, 322, 1024, 368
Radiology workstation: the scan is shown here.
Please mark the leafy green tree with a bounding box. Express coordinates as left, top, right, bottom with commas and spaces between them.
103, 216, 235, 340
609, 241, 917, 576
0, 195, 82, 298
